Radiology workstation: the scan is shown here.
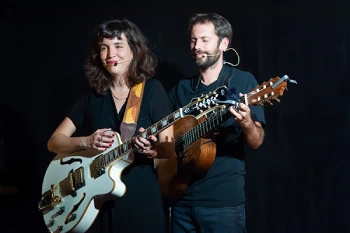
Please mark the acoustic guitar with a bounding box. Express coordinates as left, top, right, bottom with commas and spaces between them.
156, 75, 297, 202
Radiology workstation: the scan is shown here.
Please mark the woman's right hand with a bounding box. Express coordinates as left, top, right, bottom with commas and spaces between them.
86, 128, 115, 151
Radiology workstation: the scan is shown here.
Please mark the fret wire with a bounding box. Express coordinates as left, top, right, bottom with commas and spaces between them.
190, 131, 193, 147
103, 154, 106, 167
157, 121, 162, 131
197, 125, 201, 141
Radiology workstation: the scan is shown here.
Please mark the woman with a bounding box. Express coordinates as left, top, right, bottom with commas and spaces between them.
47, 19, 174, 233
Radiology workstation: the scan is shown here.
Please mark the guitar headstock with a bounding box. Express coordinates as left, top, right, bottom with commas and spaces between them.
182, 86, 230, 116
182, 75, 296, 115
246, 75, 293, 106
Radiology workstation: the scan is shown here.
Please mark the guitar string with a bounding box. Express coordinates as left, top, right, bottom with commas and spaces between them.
66, 89, 233, 176
174, 91, 265, 150
105, 92, 255, 164
62, 91, 258, 188
55, 86, 271, 198
174, 108, 228, 150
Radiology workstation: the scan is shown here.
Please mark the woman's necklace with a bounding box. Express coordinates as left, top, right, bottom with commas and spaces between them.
111, 90, 128, 100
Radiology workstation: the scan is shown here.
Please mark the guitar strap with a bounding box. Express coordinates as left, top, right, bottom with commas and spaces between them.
120, 81, 146, 142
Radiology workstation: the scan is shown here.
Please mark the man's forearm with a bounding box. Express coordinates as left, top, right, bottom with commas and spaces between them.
243, 122, 265, 149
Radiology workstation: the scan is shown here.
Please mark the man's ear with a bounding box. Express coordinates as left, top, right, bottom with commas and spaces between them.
220, 37, 229, 51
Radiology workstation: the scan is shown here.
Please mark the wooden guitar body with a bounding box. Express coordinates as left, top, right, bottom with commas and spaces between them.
159, 115, 216, 203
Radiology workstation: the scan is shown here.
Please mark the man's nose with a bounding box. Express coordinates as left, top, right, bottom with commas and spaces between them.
193, 41, 201, 50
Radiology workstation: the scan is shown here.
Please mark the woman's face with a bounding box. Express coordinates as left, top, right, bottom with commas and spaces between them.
100, 33, 133, 77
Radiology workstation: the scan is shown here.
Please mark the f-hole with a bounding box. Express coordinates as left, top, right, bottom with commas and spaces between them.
64, 192, 86, 224
60, 158, 82, 165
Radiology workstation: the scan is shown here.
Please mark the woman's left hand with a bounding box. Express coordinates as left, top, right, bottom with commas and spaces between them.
133, 127, 158, 157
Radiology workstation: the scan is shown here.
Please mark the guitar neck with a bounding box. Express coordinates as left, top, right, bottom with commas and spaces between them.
175, 90, 259, 152
95, 108, 183, 167
93, 91, 226, 169
175, 107, 230, 152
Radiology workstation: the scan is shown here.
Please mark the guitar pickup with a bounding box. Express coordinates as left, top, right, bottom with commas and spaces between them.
59, 167, 85, 197
90, 155, 106, 179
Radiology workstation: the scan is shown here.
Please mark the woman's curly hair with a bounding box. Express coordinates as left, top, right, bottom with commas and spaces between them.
85, 19, 157, 95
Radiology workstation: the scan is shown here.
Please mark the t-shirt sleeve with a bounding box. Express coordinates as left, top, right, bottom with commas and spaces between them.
66, 92, 89, 128
241, 73, 267, 128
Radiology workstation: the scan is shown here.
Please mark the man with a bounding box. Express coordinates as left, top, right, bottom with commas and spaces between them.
167, 13, 266, 233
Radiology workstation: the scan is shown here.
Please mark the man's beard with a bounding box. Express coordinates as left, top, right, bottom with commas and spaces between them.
193, 47, 221, 70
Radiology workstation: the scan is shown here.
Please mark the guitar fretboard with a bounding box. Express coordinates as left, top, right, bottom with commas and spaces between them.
90, 85, 229, 172
175, 107, 230, 153
98, 109, 183, 167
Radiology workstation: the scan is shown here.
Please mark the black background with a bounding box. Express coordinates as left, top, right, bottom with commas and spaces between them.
0, 1, 349, 232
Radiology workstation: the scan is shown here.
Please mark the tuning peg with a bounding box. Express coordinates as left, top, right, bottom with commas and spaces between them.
267, 100, 273, 105
272, 96, 280, 102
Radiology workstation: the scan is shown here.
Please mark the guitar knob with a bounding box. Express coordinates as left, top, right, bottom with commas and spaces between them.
49, 219, 55, 226
57, 226, 63, 231
58, 206, 65, 214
